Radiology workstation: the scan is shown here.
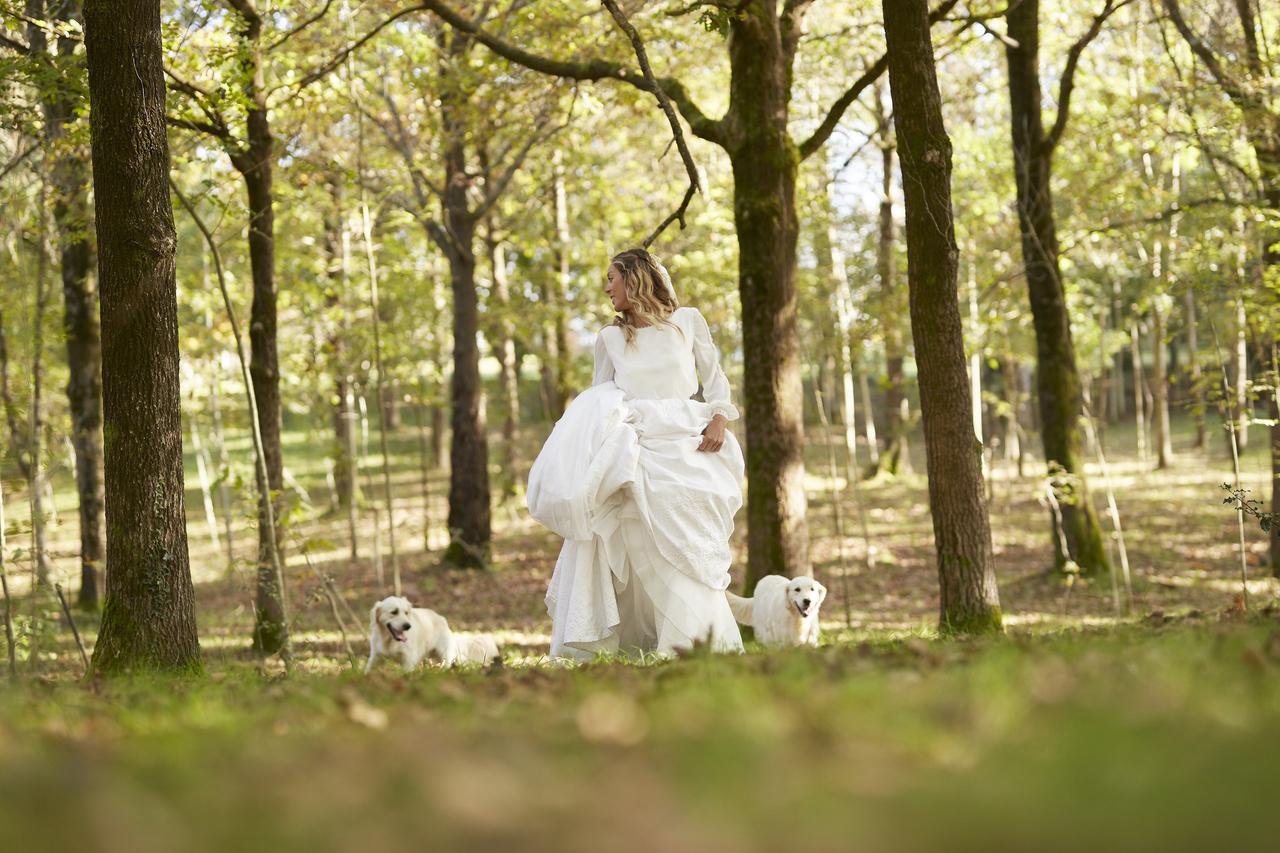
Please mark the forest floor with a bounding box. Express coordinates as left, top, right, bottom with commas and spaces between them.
2, 413, 1279, 849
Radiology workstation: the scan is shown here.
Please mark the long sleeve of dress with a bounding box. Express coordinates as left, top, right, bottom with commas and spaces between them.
688, 308, 740, 422
592, 331, 615, 386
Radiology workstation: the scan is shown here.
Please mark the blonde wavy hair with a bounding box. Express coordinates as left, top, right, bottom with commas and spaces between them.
609, 248, 680, 344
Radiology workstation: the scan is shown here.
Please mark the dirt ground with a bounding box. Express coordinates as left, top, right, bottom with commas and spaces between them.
4, 413, 1278, 675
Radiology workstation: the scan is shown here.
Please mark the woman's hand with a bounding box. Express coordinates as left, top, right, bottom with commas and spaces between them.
698, 414, 728, 452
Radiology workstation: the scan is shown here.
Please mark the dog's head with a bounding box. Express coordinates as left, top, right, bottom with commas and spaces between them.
786, 577, 827, 619
370, 596, 415, 643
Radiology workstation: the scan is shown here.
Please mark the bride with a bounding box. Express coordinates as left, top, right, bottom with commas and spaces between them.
527, 247, 745, 659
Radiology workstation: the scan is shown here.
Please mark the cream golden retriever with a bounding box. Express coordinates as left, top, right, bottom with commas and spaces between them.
726, 575, 826, 648
365, 595, 499, 673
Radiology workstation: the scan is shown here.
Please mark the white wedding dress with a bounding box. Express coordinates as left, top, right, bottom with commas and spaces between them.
527, 306, 745, 659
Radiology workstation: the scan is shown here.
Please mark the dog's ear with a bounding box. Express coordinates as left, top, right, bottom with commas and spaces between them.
815, 581, 827, 603
369, 603, 382, 635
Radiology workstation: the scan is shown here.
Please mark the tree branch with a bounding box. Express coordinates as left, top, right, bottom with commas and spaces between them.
1161, 0, 1250, 106
292, 3, 431, 91
798, 0, 959, 161
1042, 0, 1136, 155
267, 0, 336, 51
0, 31, 29, 54
0, 140, 37, 181
1086, 194, 1249, 233
601, 0, 700, 245
416, 0, 725, 145
780, 0, 817, 66
1232, 0, 1263, 78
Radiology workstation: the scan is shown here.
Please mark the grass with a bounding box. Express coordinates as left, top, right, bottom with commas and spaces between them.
2, 407, 1280, 848
2, 613, 1279, 851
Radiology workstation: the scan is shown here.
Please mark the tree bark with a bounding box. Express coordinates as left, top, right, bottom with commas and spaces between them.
1131, 320, 1147, 464
1183, 290, 1206, 449
883, 0, 1001, 634
1153, 299, 1172, 468
871, 78, 910, 478
441, 212, 491, 568
30, 0, 105, 609
84, 0, 200, 673
1005, 0, 1110, 576
221, 5, 288, 655
489, 234, 521, 499
323, 176, 359, 515
729, 7, 809, 589
546, 148, 573, 419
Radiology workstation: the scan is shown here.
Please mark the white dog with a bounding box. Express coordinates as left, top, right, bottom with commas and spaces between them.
365, 596, 499, 673
726, 575, 827, 648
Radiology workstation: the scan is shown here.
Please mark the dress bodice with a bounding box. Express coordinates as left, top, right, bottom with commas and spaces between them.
591, 306, 739, 422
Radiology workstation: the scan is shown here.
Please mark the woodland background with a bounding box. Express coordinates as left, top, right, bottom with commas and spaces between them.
1, 1, 1279, 850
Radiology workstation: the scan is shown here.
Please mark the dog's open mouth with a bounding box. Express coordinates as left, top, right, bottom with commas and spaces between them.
387, 624, 407, 643
794, 602, 810, 618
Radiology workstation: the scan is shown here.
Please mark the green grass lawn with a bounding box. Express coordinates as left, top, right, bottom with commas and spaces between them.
2, 613, 1278, 852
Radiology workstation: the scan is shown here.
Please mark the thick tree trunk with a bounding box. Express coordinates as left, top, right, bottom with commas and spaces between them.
883, 0, 1002, 634
84, 0, 200, 673
729, 9, 809, 588
442, 225, 491, 568
437, 125, 490, 567
1005, 0, 1110, 576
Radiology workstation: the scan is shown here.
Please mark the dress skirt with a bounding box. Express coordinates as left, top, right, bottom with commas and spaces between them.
527, 381, 745, 659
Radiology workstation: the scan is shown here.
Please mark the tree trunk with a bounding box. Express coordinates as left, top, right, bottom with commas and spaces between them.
729, 9, 809, 589
872, 80, 910, 478
1232, 291, 1249, 454
1131, 321, 1147, 464
1183, 290, 1205, 449
1005, 0, 1110, 576
323, 177, 359, 515
84, 0, 200, 673
858, 358, 879, 467
221, 7, 288, 655
207, 356, 235, 567
32, 0, 106, 609
243, 164, 287, 651
438, 120, 490, 568
1153, 299, 1172, 468
490, 236, 521, 499
442, 223, 491, 568
547, 148, 573, 419
883, 0, 1001, 634
1001, 357, 1024, 472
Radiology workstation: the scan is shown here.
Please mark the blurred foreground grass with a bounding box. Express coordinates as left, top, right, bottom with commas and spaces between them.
2, 613, 1278, 852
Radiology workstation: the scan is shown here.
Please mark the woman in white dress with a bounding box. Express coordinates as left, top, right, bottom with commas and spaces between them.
527, 248, 745, 659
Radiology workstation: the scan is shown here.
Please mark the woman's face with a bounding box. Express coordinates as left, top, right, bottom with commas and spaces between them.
605, 264, 629, 311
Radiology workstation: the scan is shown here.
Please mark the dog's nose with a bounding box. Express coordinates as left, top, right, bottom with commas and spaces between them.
801, 598, 811, 607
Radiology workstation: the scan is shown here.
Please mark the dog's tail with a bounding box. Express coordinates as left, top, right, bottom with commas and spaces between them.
725, 591, 753, 626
